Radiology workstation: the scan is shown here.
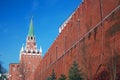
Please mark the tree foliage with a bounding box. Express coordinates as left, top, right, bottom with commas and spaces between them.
46, 77, 51, 80
50, 69, 57, 80
0, 64, 7, 74
68, 61, 83, 80
59, 74, 67, 80
0, 62, 7, 80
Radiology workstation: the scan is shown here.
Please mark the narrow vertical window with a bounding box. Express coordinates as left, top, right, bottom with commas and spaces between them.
31, 37, 33, 40
94, 27, 97, 40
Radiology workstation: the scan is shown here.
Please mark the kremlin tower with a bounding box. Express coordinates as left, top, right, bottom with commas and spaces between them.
9, 18, 42, 80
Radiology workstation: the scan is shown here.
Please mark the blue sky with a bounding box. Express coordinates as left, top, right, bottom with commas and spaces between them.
0, 0, 82, 70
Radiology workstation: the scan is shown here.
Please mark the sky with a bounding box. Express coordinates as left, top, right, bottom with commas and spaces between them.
0, 0, 82, 71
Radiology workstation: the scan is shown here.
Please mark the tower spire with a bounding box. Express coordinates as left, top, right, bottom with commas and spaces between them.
28, 17, 34, 36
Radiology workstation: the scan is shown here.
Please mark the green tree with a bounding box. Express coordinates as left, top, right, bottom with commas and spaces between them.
0, 62, 7, 80
46, 77, 51, 80
50, 69, 56, 80
68, 61, 83, 80
0, 63, 7, 74
59, 74, 67, 80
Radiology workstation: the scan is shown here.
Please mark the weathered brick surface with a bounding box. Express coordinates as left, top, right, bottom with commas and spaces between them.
34, 0, 120, 80
9, 64, 21, 80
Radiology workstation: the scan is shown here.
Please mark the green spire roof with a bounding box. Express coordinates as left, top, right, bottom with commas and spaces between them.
28, 18, 34, 36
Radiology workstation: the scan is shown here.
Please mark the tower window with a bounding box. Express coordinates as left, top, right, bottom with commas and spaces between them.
37, 51, 39, 54
33, 51, 36, 53
31, 37, 33, 40
28, 50, 31, 53
28, 37, 30, 40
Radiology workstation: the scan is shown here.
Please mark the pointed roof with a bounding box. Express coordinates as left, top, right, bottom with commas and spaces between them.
40, 46, 42, 53
20, 44, 24, 52
28, 18, 34, 36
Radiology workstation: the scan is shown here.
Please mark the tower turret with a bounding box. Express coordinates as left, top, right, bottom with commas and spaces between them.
19, 18, 42, 80
39, 46, 42, 55
10, 18, 42, 80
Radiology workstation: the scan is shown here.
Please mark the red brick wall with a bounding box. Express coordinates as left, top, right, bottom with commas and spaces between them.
34, 0, 120, 80
9, 64, 20, 80
9, 54, 42, 80
20, 53, 42, 80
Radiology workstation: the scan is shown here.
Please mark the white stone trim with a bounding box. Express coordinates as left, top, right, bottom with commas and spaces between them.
59, 11, 75, 33
21, 53, 41, 56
